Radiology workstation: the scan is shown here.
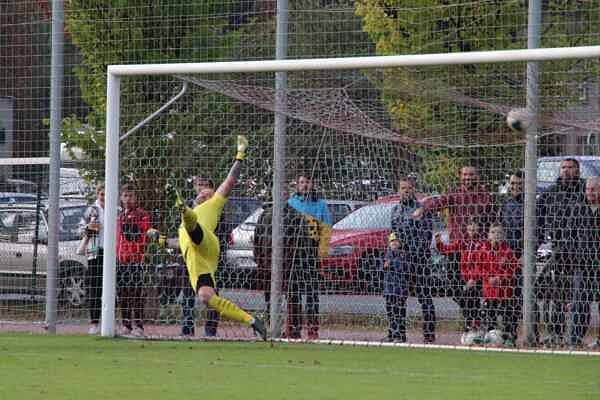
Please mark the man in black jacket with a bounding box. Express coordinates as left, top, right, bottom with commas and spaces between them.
570, 176, 600, 348
391, 177, 436, 343
537, 158, 586, 347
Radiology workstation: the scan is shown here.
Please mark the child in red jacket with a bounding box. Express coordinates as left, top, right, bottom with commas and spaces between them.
435, 218, 484, 333
117, 184, 151, 336
473, 222, 520, 345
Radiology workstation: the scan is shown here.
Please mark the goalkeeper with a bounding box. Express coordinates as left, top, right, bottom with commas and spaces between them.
172, 135, 267, 341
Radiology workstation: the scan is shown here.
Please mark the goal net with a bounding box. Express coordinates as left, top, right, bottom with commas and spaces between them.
98, 48, 600, 349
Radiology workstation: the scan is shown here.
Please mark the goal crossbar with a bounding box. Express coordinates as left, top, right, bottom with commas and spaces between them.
108, 46, 600, 76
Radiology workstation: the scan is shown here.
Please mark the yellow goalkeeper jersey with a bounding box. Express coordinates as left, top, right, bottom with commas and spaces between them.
179, 192, 227, 292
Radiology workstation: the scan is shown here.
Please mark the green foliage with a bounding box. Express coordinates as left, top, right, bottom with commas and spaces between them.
355, 0, 600, 185
355, 0, 600, 140
62, 1, 243, 220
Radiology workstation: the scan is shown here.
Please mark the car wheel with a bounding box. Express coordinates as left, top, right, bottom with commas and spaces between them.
58, 263, 86, 307
357, 251, 384, 295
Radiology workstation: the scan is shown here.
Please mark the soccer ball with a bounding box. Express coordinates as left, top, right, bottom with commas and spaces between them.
506, 108, 532, 132
461, 330, 484, 346
484, 329, 505, 345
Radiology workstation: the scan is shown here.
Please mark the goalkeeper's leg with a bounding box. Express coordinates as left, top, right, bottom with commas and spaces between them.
165, 180, 199, 233
196, 275, 267, 340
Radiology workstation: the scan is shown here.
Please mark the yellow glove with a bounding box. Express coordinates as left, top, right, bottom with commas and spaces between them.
158, 234, 167, 248
235, 135, 249, 161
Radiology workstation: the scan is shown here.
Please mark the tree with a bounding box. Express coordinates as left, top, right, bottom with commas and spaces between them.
355, 0, 600, 189
62, 0, 246, 227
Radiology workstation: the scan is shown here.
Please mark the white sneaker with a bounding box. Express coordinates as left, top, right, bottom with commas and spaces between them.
588, 338, 600, 350
131, 327, 145, 337
88, 324, 99, 335
119, 326, 132, 336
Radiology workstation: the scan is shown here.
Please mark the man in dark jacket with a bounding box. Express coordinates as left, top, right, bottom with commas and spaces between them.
498, 171, 525, 259
285, 174, 332, 340
391, 176, 436, 343
536, 158, 586, 347
570, 176, 600, 348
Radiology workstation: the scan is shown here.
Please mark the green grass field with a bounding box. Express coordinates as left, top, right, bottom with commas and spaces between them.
1, 333, 599, 400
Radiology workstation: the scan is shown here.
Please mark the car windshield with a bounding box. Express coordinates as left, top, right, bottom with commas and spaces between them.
223, 198, 262, 226
333, 203, 395, 230
327, 203, 352, 225
239, 207, 263, 230
0, 194, 39, 204
58, 206, 86, 241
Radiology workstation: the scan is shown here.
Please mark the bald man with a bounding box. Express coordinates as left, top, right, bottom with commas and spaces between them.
570, 176, 600, 349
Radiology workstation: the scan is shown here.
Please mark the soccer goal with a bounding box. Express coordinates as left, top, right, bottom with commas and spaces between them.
100, 46, 600, 351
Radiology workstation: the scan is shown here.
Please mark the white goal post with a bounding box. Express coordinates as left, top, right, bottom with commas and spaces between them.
101, 46, 600, 338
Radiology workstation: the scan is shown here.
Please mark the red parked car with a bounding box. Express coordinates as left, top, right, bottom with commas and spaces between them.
321, 194, 444, 295
320, 196, 399, 294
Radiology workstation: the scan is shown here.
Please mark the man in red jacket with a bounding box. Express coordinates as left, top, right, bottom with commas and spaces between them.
473, 223, 520, 346
413, 166, 493, 298
117, 183, 151, 336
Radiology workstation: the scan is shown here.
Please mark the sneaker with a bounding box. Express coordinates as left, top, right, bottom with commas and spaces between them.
282, 329, 302, 340
423, 336, 436, 344
131, 327, 145, 337
307, 330, 319, 341
503, 338, 516, 348
119, 325, 132, 336
383, 335, 406, 343
251, 316, 267, 341
541, 334, 558, 348
587, 338, 600, 350
88, 324, 99, 335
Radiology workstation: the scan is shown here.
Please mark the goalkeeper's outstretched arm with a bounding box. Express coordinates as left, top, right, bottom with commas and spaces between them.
216, 135, 248, 199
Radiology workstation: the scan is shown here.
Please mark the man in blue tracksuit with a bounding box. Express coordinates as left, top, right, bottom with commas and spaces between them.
391, 176, 436, 343
287, 174, 332, 339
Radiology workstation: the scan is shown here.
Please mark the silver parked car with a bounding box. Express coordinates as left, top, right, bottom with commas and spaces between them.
0, 201, 88, 306
224, 200, 367, 275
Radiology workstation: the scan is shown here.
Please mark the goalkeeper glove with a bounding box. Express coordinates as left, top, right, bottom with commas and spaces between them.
235, 135, 249, 161
146, 228, 160, 241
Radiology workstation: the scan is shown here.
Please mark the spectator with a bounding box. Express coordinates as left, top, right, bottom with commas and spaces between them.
253, 190, 290, 323
287, 174, 333, 340
413, 166, 493, 299
435, 217, 484, 333
537, 158, 586, 347
117, 184, 151, 336
391, 176, 436, 343
473, 223, 520, 346
497, 170, 538, 343
498, 170, 525, 258
570, 176, 600, 349
382, 232, 410, 343
79, 183, 105, 335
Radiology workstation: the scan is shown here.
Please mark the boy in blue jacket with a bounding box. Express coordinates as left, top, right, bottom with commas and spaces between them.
383, 232, 410, 343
